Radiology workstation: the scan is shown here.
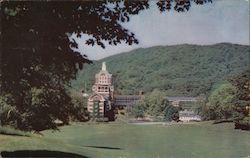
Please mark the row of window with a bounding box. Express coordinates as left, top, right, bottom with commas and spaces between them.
98, 80, 111, 84
96, 76, 111, 84
96, 86, 109, 92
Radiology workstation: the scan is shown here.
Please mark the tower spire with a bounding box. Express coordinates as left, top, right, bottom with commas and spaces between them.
102, 62, 106, 71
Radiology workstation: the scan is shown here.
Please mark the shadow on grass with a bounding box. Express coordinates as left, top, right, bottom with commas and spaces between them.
85, 146, 122, 150
1, 150, 89, 158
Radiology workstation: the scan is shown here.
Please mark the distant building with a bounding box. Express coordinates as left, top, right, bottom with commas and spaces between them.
87, 62, 143, 121
166, 96, 197, 107
179, 110, 201, 122
166, 96, 202, 122
114, 94, 144, 111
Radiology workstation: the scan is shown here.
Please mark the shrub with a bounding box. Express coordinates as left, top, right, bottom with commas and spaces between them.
0, 94, 19, 127
213, 119, 234, 124
69, 91, 89, 122
131, 101, 145, 118
235, 117, 250, 130
95, 117, 109, 122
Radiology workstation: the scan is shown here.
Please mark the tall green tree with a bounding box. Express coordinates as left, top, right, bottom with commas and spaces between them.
163, 103, 179, 121
229, 70, 250, 119
131, 100, 146, 118
206, 82, 237, 120
145, 89, 166, 117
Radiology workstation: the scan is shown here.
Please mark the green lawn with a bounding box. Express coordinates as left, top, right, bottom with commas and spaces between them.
0, 122, 249, 158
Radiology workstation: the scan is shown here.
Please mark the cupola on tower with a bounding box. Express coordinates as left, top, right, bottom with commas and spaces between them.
92, 62, 114, 97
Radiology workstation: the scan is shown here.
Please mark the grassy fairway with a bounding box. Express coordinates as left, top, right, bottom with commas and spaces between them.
1, 122, 249, 158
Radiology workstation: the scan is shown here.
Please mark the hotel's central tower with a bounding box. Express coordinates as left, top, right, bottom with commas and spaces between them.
87, 62, 114, 120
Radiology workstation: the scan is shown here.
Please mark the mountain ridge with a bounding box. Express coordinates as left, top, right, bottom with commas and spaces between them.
97, 43, 249, 61
72, 43, 250, 96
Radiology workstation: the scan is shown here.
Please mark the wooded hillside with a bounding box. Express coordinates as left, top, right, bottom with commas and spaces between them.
72, 43, 249, 96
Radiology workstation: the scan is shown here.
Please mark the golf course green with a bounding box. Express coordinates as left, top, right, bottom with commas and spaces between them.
0, 122, 249, 158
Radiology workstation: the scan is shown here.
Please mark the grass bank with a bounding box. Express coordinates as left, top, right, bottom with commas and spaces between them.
0, 126, 31, 137
0, 122, 249, 158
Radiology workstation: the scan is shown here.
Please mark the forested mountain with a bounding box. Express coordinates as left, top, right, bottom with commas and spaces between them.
71, 43, 249, 96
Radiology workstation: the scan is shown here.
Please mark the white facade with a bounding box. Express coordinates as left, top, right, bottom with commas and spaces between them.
179, 110, 201, 122
179, 115, 201, 122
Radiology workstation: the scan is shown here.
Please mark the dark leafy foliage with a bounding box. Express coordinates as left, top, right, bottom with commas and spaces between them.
229, 70, 250, 130
230, 70, 250, 109
156, 0, 212, 12
131, 101, 146, 118
164, 104, 179, 121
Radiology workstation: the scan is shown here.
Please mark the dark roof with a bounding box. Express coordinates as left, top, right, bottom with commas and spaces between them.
165, 96, 197, 102
114, 95, 143, 106
114, 95, 142, 100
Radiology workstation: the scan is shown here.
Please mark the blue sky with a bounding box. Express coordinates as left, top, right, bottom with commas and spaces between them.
72, 0, 249, 60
